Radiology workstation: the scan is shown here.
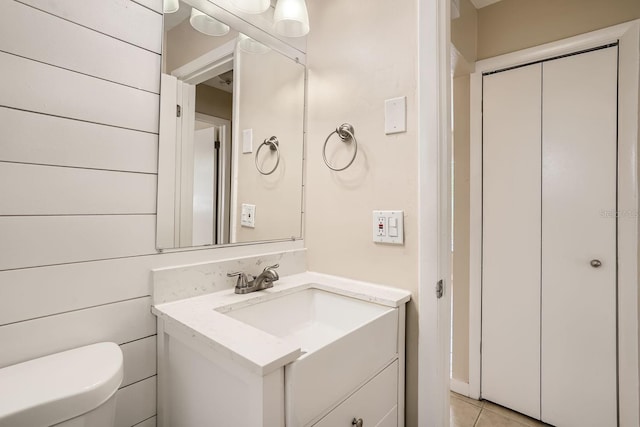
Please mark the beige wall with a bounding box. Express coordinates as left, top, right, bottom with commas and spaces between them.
305, 0, 419, 423
195, 84, 232, 120
477, 0, 640, 60
451, 0, 478, 63
165, 17, 239, 72
234, 47, 305, 243
451, 0, 476, 389
452, 75, 471, 384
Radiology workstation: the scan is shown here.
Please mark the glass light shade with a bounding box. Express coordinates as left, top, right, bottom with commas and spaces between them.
230, 0, 270, 14
163, 0, 179, 13
237, 33, 271, 54
190, 8, 230, 36
273, 0, 309, 37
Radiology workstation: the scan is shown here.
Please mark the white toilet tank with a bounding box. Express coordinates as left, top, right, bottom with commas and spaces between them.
0, 342, 123, 427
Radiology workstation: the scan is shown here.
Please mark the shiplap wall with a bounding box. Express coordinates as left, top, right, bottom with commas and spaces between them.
0, 1, 299, 426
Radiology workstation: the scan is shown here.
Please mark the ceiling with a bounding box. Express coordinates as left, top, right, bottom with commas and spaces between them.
201, 70, 234, 93
469, 0, 503, 8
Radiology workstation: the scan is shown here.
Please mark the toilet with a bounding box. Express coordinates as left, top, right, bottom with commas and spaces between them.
0, 342, 123, 427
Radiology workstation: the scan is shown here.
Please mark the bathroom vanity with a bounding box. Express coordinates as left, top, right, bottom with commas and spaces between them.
152, 270, 410, 427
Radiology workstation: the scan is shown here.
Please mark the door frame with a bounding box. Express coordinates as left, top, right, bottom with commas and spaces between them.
193, 113, 232, 245
418, 0, 452, 426
468, 20, 640, 426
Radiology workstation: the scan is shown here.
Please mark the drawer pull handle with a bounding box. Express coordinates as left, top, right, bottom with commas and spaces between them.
352, 418, 363, 427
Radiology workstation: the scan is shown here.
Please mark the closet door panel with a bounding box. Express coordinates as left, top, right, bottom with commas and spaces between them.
541, 47, 617, 427
481, 63, 542, 419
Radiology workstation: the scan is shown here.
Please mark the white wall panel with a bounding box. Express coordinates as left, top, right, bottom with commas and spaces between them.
0, 108, 158, 173
481, 63, 542, 419
131, 0, 163, 14
0, 215, 156, 270
0, 163, 157, 215
0, 52, 159, 133
0, 240, 304, 326
0, 1, 160, 93
115, 377, 157, 427
0, 2, 164, 425
121, 336, 157, 387
18, 0, 163, 53
0, 297, 155, 368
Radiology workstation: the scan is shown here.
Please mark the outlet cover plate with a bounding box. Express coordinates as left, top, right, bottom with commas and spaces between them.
241, 203, 255, 228
373, 210, 404, 244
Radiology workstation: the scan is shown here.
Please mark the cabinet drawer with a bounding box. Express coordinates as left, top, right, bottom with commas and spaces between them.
287, 306, 398, 426
313, 360, 398, 427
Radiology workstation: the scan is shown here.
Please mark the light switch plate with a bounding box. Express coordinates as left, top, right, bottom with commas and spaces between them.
242, 129, 253, 153
384, 96, 406, 135
373, 210, 404, 244
241, 203, 255, 228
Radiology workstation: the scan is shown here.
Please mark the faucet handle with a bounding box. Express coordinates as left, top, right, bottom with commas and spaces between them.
227, 272, 251, 288
262, 264, 280, 280
263, 263, 279, 271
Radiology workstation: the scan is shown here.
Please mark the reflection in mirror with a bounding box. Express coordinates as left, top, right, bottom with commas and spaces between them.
157, 0, 305, 250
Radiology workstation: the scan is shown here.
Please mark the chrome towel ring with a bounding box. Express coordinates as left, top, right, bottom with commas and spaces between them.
255, 136, 280, 175
322, 123, 358, 171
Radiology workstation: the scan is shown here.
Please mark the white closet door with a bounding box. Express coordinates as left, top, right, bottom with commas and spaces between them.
541, 47, 618, 427
482, 63, 542, 419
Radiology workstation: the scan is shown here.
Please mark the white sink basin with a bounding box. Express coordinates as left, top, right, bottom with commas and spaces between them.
220, 288, 389, 354
218, 287, 399, 426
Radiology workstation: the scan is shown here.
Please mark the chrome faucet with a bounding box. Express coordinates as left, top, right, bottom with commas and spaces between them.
227, 264, 280, 294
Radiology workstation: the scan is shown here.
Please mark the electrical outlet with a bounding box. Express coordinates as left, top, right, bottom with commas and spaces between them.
377, 216, 387, 236
373, 210, 404, 244
241, 203, 255, 228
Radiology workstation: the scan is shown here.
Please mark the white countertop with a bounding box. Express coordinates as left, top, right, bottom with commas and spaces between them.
152, 271, 411, 376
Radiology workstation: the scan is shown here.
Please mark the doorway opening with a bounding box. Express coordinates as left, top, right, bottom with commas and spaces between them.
449, 4, 640, 426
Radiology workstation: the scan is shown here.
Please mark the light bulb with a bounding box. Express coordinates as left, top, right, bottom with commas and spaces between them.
190, 8, 230, 37
163, 0, 179, 13
273, 0, 309, 37
237, 33, 271, 54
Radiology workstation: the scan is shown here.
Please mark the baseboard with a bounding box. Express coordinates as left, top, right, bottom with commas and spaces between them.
450, 378, 470, 396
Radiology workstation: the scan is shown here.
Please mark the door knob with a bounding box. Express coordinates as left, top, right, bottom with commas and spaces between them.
590, 259, 602, 268
352, 418, 363, 427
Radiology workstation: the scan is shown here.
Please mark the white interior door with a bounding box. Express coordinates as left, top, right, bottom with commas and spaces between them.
481, 63, 542, 419
541, 46, 618, 427
178, 82, 196, 247
157, 73, 179, 249
192, 123, 217, 247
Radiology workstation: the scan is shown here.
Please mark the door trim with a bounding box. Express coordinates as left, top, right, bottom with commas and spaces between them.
418, 0, 452, 426
469, 20, 640, 426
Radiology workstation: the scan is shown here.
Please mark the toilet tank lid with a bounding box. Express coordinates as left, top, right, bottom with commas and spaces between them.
0, 342, 123, 426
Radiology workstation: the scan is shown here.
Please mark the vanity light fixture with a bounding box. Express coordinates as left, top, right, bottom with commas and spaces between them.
273, 0, 309, 37
237, 33, 271, 54
190, 8, 230, 36
163, 0, 179, 13
230, 0, 270, 15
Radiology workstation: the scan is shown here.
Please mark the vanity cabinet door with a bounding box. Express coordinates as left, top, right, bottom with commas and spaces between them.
313, 360, 398, 427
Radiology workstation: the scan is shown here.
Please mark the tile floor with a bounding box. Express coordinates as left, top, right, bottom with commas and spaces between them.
450, 392, 553, 427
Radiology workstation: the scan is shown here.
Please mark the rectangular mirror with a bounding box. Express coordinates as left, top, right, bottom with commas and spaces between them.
157, 0, 305, 250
